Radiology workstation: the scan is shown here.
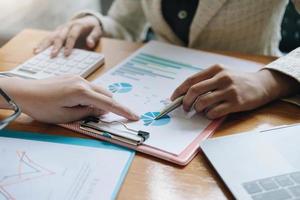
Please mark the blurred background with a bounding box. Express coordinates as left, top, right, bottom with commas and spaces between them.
0, 0, 299, 53
0, 0, 104, 46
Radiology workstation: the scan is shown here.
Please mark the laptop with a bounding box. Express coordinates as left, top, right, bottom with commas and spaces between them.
200, 124, 300, 200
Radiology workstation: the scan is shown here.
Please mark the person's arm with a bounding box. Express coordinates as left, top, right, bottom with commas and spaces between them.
171, 49, 300, 119
76, 0, 147, 41
263, 47, 300, 106
35, 0, 147, 57
264, 47, 300, 85
0, 75, 139, 124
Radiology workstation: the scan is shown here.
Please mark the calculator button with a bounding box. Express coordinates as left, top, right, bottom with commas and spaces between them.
69, 68, 83, 74
84, 58, 96, 65
77, 63, 87, 69
17, 68, 37, 74
20, 64, 31, 69
43, 70, 52, 74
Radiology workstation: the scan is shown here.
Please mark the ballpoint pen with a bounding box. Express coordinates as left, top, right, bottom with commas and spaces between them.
154, 95, 185, 120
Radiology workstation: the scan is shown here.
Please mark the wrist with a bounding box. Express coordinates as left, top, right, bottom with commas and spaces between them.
73, 12, 104, 32
86, 15, 103, 32
257, 69, 300, 101
0, 77, 21, 109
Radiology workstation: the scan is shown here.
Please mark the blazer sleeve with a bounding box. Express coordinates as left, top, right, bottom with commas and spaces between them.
264, 47, 300, 106
72, 0, 148, 42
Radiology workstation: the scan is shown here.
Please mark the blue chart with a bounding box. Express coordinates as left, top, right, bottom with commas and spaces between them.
111, 53, 202, 81
108, 82, 133, 93
141, 112, 171, 126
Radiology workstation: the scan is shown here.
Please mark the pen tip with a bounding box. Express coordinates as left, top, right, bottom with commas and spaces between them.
154, 115, 160, 120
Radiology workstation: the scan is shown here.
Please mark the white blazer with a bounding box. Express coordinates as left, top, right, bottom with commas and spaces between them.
76, 0, 300, 56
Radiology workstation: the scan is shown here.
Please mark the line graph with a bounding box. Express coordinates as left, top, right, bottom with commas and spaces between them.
0, 150, 55, 200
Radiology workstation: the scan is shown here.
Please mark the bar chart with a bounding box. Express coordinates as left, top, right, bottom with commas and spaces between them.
111, 53, 202, 81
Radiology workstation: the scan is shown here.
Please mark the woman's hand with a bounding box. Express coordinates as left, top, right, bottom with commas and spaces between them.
0, 75, 139, 124
34, 15, 102, 57
171, 64, 299, 119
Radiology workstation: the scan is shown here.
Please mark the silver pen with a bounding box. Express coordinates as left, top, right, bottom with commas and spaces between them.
155, 95, 185, 120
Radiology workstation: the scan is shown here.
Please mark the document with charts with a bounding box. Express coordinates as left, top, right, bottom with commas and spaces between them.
93, 41, 262, 156
0, 131, 134, 200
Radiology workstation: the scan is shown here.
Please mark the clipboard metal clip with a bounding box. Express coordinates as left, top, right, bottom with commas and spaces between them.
79, 116, 150, 146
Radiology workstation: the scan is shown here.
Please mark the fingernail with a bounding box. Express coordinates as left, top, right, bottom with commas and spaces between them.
88, 39, 95, 47
98, 110, 108, 116
183, 105, 190, 112
50, 50, 57, 57
52, 47, 58, 53
131, 113, 140, 121
64, 49, 70, 57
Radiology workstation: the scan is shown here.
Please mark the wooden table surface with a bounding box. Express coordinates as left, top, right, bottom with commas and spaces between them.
1, 29, 300, 200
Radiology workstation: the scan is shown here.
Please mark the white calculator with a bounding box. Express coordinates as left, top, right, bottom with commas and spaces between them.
7, 48, 105, 79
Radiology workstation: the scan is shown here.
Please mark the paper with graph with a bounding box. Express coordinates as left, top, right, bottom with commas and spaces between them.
94, 41, 262, 155
0, 135, 133, 200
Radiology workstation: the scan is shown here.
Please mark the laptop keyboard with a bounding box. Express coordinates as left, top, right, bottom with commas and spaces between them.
243, 171, 300, 200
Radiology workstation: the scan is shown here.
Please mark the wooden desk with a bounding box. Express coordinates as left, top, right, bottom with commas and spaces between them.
1, 29, 300, 200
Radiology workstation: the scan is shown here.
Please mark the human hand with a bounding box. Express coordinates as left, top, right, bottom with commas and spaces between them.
0, 75, 138, 124
34, 15, 102, 57
171, 65, 297, 119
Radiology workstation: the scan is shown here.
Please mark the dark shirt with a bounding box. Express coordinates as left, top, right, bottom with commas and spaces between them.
161, 0, 199, 45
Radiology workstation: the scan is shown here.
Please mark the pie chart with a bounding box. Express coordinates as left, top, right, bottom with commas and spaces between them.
141, 112, 171, 126
108, 82, 133, 93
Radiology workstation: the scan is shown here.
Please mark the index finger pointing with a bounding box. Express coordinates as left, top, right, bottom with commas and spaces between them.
85, 91, 139, 121
109, 99, 140, 121
90, 83, 112, 98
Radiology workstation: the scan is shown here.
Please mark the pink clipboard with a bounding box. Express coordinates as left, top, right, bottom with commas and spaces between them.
60, 117, 224, 166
